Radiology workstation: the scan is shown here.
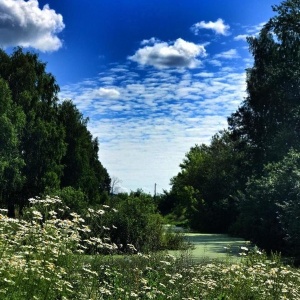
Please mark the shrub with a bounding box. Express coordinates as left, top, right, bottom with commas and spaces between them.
93, 193, 167, 253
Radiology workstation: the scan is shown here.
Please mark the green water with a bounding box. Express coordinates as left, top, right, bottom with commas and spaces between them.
169, 233, 250, 262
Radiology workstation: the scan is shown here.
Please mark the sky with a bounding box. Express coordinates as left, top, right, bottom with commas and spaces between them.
0, 0, 282, 194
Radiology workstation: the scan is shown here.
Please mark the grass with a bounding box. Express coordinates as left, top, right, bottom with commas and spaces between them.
1, 197, 300, 299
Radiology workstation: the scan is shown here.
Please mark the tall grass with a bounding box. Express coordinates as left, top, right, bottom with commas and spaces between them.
0, 197, 300, 299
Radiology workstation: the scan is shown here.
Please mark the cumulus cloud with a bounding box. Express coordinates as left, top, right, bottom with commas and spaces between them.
191, 18, 230, 36
0, 0, 65, 51
128, 38, 206, 69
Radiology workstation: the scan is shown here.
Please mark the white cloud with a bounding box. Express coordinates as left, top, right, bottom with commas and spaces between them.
191, 18, 230, 36
140, 37, 160, 46
234, 34, 249, 41
94, 87, 120, 99
215, 49, 240, 59
208, 59, 222, 67
195, 72, 214, 78
246, 22, 265, 34
0, 0, 65, 51
128, 38, 206, 69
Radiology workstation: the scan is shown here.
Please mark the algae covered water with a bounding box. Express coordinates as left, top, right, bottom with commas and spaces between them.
168, 230, 250, 262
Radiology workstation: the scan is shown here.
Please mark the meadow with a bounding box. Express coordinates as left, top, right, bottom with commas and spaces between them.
1, 197, 300, 299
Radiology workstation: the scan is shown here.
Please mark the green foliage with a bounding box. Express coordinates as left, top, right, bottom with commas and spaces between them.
58, 101, 111, 204
166, 131, 241, 233
0, 48, 110, 213
0, 196, 120, 299
0, 78, 25, 213
1, 196, 300, 299
233, 149, 300, 261
47, 186, 87, 214
228, 0, 300, 169
96, 192, 167, 253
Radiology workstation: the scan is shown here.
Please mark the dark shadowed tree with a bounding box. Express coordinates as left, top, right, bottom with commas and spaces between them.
58, 100, 110, 204
0, 79, 25, 216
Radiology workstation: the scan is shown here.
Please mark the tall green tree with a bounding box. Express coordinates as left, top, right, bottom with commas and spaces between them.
0, 48, 110, 214
227, 0, 300, 256
228, 0, 300, 169
167, 131, 242, 232
0, 79, 25, 216
0, 48, 66, 213
58, 100, 110, 204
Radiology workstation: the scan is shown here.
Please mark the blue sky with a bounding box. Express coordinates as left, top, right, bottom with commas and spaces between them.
0, 0, 282, 194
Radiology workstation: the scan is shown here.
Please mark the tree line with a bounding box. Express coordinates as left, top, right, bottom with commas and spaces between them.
0, 48, 111, 217
160, 0, 300, 262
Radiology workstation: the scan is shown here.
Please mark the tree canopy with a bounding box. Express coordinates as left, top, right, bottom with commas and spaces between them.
0, 48, 110, 216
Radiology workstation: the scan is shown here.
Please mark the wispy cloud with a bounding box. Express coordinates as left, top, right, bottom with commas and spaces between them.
191, 18, 230, 36
128, 38, 206, 69
0, 0, 64, 51
234, 34, 249, 41
215, 49, 240, 59
234, 22, 266, 41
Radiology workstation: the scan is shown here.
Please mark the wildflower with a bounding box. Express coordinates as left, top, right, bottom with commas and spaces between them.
159, 260, 171, 266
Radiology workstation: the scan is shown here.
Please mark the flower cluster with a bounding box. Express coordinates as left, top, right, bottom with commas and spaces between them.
0, 196, 117, 299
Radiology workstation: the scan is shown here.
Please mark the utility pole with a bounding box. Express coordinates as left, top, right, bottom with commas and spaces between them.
154, 183, 157, 198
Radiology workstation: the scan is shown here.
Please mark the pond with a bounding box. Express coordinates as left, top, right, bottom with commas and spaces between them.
168, 229, 250, 262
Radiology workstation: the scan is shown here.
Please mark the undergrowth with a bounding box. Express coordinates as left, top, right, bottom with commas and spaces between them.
0, 197, 299, 299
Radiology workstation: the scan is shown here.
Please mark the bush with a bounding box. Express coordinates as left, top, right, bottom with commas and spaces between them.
92, 193, 166, 253
232, 149, 300, 262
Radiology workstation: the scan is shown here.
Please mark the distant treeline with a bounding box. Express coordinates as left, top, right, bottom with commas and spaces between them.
0, 47, 111, 217
159, 0, 300, 263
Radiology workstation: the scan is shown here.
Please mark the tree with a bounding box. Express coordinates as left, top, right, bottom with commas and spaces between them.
0, 48, 67, 214
0, 79, 25, 216
233, 149, 300, 260
0, 48, 110, 213
110, 176, 122, 195
167, 131, 242, 232
228, 0, 300, 170
58, 100, 110, 204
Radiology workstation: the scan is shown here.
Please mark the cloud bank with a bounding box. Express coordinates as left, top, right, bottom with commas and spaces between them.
0, 0, 65, 51
60, 58, 246, 193
128, 38, 206, 69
